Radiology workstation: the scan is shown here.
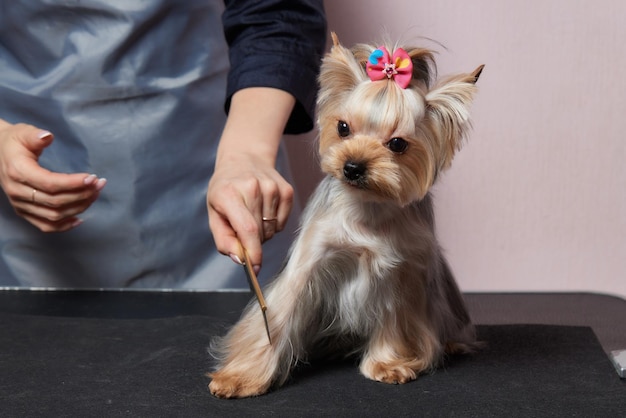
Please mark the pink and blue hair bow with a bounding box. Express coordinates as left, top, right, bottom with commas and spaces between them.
366, 47, 413, 89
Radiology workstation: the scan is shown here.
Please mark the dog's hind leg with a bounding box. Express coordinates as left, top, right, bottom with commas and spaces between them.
432, 256, 477, 354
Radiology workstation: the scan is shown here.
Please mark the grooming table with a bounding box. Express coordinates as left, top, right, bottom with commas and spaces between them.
1, 290, 624, 417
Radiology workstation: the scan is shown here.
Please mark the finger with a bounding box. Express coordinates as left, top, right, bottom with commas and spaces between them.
8, 124, 54, 157
208, 191, 263, 272
261, 218, 277, 242
261, 180, 279, 220
31, 169, 105, 196
234, 178, 267, 265
208, 205, 241, 258
21, 192, 99, 222
230, 213, 263, 273
275, 182, 294, 233
260, 182, 279, 242
24, 177, 106, 207
16, 210, 84, 233
212, 211, 263, 274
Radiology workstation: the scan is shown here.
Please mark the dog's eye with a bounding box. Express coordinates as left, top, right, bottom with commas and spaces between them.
337, 121, 351, 138
387, 137, 408, 154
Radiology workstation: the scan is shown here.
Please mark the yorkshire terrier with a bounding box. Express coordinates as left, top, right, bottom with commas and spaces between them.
209, 33, 484, 398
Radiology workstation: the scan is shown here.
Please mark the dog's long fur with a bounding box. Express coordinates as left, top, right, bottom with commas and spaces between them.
209, 33, 483, 398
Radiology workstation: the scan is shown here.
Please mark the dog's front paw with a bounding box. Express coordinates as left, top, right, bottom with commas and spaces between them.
208, 370, 271, 399
360, 360, 419, 384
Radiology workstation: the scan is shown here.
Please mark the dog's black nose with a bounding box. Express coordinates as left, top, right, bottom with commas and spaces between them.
343, 161, 366, 181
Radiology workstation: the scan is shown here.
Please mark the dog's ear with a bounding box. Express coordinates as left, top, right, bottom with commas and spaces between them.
425, 65, 484, 169
470, 64, 484, 84
317, 32, 366, 109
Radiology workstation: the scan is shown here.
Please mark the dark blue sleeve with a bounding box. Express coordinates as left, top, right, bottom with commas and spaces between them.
222, 0, 327, 134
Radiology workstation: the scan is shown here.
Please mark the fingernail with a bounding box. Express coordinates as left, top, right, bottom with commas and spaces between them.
71, 218, 84, 228
95, 178, 107, 191
253, 265, 261, 275
229, 254, 243, 265
83, 174, 97, 185
38, 131, 53, 140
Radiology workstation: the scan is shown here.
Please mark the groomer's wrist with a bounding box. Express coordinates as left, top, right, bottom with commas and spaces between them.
216, 129, 280, 165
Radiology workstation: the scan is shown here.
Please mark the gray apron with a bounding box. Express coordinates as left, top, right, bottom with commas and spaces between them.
0, 0, 299, 289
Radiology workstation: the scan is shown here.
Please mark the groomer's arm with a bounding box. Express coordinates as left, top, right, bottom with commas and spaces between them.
207, 87, 296, 274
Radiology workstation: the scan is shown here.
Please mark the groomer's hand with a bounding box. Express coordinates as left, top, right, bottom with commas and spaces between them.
207, 88, 295, 274
0, 119, 106, 232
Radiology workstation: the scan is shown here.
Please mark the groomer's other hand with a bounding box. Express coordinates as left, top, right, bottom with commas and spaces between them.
0, 120, 106, 232
207, 88, 295, 274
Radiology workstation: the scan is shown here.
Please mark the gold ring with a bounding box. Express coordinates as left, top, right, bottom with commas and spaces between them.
31, 189, 37, 203
262, 217, 277, 222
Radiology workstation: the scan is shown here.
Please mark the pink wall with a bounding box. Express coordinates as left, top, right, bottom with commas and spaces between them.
286, 0, 626, 298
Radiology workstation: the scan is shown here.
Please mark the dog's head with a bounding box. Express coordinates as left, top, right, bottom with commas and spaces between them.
316, 32, 483, 206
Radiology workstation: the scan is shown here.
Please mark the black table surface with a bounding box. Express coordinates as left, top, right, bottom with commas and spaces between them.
2, 290, 624, 351
1, 290, 625, 417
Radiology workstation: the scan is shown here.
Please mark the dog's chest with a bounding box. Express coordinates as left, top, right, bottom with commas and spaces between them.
335, 273, 372, 332
329, 236, 400, 334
